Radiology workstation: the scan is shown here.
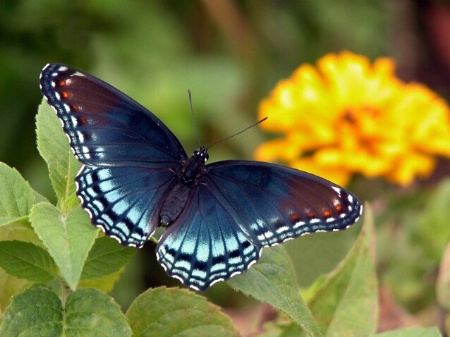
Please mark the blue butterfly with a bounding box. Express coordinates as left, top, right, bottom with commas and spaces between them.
39, 63, 363, 291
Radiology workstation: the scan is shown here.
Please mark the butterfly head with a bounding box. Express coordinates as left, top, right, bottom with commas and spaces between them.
193, 146, 209, 164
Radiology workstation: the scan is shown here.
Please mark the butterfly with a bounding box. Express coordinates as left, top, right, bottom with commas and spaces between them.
39, 63, 363, 291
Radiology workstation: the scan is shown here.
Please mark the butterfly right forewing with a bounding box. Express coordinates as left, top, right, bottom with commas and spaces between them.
39, 63, 187, 168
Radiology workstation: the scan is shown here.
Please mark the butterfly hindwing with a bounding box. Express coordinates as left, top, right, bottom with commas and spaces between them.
156, 184, 262, 291
40, 63, 187, 168
76, 166, 177, 247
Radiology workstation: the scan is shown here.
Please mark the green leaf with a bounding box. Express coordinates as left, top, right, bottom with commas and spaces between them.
126, 287, 239, 337
33, 190, 50, 204
0, 287, 63, 337
81, 236, 137, 280
29, 203, 98, 290
0, 287, 132, 337
36, 100, 81, 211
437, 241, 450, 310
0, 270, 33, 317
0, 162, 35, 226
307, 203, 377, 337
65, 288, 132, 337
79, 267, 125, 293
227, 245, 321, 337
374, 326, 442, 337
0, 240, 57, 282
0, 223, 39, 311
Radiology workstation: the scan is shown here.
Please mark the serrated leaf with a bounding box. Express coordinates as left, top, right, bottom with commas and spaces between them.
0, 287, 63, 337
126, 287, 239, 337
0, 240, 57, 282
0, 162, 35, 226
0, 287, 132, 337
65, 288, 132, 336
227, 245, 321, 337
307, 203, 377, 337
81, 236, 137, 280
29, 202, 98, 289
0, 223, 40, 310
36, 100, 81, 211
374, 326, 442, 337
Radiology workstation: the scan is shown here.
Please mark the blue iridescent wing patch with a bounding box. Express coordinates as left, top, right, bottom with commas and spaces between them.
76, 166, 177, 247
40, 63, 363, 291
156, 184, 262, 291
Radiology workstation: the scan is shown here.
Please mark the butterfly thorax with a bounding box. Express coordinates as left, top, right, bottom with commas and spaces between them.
180, 147, 209, 184
159, 147, 209, 226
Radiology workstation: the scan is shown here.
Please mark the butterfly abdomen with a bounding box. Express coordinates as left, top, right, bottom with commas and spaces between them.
160, 183, 192, 225
159, 149, 209, 226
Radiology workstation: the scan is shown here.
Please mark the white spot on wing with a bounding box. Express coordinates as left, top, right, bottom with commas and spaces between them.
332, 186, 342, 195
70, 116, 78, 127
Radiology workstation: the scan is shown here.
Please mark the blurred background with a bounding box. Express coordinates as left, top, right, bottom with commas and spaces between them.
2, 0, 450, 332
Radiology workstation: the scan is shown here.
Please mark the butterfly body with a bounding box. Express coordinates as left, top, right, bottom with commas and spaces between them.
40, 63, 362, 290
160, 148, 208, 226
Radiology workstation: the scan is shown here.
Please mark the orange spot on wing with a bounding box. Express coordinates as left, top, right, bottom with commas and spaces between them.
322, 209, 332, 217
289, 214, 300, 222
307, 212, 316, 218
71, 104, 80, 111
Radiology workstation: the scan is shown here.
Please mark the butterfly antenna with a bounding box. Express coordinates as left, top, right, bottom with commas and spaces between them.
188, 90, 203, 147
206, 117, 268, 149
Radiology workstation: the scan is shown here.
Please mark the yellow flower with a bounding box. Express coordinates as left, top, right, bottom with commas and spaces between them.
255, 51, 450, 186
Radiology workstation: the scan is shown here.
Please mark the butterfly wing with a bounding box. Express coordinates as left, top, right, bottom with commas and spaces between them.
39, 63, 187, 167
76, 166, 177, 247
156, 184, 262, 290
40, 64, 187, 247
204, 161, 362, 247
155, 160, 361, 290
